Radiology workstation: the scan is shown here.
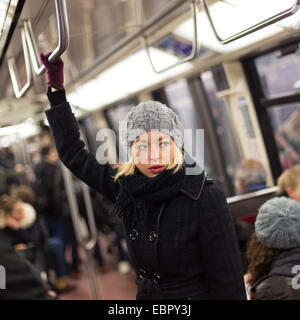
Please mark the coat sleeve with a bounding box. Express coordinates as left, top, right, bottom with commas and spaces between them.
198, 183, 247, 300
45, 90, 119, 203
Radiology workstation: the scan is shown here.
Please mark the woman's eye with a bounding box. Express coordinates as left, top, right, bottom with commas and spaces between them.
137, 145, 147, 150
161, 141, 170, 147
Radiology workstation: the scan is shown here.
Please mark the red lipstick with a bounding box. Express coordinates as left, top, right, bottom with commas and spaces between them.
149, 165, 164, 174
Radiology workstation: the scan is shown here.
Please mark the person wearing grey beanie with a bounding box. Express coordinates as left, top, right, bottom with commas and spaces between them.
255, 196, 300, 250
246, 196, 300, 300
41, 53, 246, 300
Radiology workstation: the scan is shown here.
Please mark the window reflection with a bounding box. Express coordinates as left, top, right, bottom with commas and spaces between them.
255, 45, 300, 98
268, 103, 300, 170
164, 78, 204, 170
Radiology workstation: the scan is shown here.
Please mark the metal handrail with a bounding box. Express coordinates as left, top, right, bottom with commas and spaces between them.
201, 0, 300, 45
60, 163, 100, 300
7, 27, 33, 99
142, 0, 198, 73
24, 0, 69, 75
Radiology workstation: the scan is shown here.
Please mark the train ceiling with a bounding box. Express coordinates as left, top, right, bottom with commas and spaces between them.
0, 0, 300, 136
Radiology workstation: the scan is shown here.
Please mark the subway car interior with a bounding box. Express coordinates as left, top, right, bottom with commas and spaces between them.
1, 0, 300, 301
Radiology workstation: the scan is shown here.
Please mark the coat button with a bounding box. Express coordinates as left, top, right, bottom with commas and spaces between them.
149, 231, 157, 242
153, 273, 160, 283
139, 269, 147, 279
129, 229, 139, 240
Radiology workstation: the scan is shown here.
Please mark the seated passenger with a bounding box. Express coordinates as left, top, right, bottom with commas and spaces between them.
277, 164, 300, 199
0, 230, 56, 300
0, 195, 42, 255
235, 159, 267, 195
246, 196, 300, 300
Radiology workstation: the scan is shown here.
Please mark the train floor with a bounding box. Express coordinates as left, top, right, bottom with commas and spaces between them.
56, 233, 137, 300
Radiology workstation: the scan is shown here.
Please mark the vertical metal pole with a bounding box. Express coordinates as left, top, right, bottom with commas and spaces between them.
60, 162, 100, 300
81, 181, 101, 300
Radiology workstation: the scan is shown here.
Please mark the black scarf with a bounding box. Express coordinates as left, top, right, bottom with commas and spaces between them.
111, 164, 186, 219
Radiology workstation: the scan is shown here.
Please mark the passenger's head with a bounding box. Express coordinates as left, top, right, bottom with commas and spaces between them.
277, 164, 300, 202
115, 101, 184, 179
10, 186, 35, 206
246, 196, 300, 288
0, 195, 24, 221
235, 159, 266, 194
41, 146, 58, 164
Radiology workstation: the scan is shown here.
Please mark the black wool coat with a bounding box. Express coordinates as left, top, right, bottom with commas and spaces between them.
45, 90, 246, 300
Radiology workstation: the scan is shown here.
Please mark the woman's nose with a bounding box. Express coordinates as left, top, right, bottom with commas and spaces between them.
149, 146, 160, 162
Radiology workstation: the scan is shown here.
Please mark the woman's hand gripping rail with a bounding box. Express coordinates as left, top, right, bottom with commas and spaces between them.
41, 51, 119, 203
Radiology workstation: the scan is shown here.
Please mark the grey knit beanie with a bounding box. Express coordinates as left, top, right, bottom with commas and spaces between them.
255, 196, 300, 249
119, 101, 184, 155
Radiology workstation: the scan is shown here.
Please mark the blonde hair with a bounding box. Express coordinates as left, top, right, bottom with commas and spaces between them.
277, 164, 300, 195
114, 144, 184, 181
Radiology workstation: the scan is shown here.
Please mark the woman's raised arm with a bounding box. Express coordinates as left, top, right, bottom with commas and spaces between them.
41, 52, 119, 202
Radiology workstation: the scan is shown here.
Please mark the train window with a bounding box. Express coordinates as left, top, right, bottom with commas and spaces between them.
201, 70, 242, 194
268, 103, 300, 170
160, 76, 236, 196
254, 44, 300, 98
164, 78, 204, 169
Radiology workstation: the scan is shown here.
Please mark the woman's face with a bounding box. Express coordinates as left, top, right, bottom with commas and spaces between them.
131, 131, 175, 178
9, 202, 24, 221
287, 177, 300, 203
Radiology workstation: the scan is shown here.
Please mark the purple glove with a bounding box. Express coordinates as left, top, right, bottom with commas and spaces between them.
40, 52, 64, 90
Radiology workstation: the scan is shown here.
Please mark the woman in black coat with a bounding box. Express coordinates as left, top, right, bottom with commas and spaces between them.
40, 53, 246, 300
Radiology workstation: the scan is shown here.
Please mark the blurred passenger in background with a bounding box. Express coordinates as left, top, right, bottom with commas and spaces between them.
0, 230, 56, 300
33, 146, 59, 221
54, 171, 110, 277
275, 108, 300, 169
0, 148, 16, 196
0, 148, 14, 169
277, 164, 300, 200
233, 159, 267, 274
235, 159, 267, 195
33, 146, 75, 293
246, 196, 300, 300
0, 195, 42, 260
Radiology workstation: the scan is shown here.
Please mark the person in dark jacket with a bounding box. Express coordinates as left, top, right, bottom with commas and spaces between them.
0, 195, 41, 248
40, 52, 246, 300
0, 230, 56, 300
246, 196, 300, 300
